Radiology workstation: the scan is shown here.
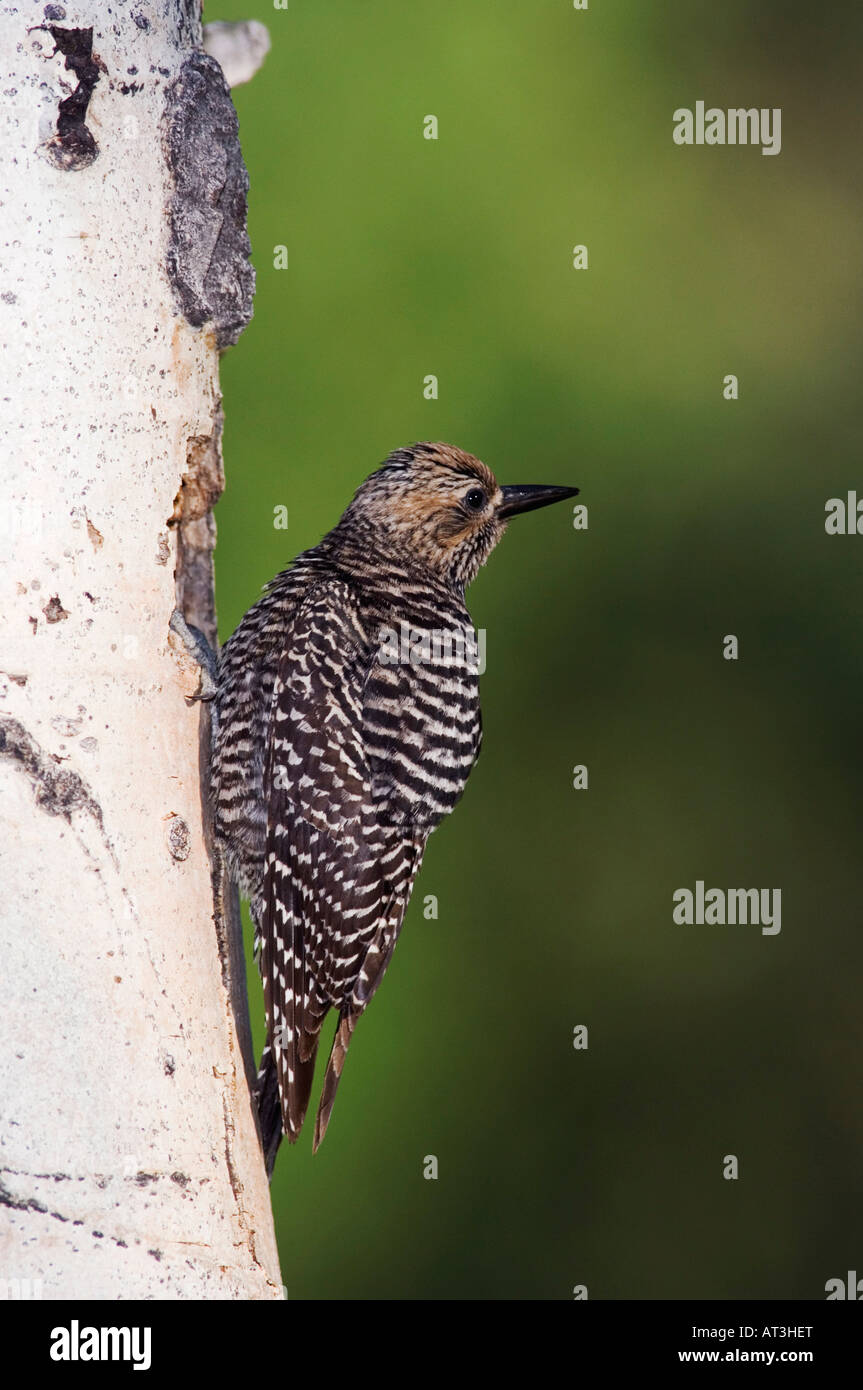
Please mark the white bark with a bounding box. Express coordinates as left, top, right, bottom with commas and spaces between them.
0, 4, 281, 1298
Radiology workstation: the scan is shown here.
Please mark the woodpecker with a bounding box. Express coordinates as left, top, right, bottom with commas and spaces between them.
212, 442, 577, 1170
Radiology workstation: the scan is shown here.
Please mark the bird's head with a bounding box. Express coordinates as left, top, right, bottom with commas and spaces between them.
340, 442, 578, 589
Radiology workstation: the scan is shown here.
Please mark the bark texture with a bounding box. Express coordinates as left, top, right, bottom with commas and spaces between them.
0, 2, 280, 1299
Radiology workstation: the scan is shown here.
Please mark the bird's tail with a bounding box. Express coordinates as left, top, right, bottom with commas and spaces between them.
312, 1009, 357, 1153
255, 1009, 328, 1176
310, 879, 419, 1152
253, 1042, 284, 1180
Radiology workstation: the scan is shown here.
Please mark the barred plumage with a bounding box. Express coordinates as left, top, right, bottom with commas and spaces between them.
212, 442, 577, 1168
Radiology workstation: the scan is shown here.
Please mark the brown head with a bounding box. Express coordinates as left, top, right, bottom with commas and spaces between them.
338, 442, 578, 589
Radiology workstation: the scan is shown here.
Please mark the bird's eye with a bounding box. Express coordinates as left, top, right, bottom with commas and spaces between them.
464, 488, 486, 512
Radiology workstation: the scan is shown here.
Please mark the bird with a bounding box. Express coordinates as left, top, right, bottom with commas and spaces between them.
211, 441, 578, 1171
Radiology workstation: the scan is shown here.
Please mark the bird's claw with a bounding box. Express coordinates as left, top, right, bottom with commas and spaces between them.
170, 609, 219, 701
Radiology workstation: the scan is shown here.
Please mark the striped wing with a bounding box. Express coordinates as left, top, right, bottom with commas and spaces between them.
261, 582, 374, 1139
260, 582, 426, 1143
261, 583, 483, 1147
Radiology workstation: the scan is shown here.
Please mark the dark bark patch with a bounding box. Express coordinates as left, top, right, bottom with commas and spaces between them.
0, 717, 104, 826
163, 53, 255, 349
0, 1178, 71, 1225
44, 27, 100, 171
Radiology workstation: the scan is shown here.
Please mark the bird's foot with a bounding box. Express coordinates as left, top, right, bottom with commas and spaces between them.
169, 609, 218, 701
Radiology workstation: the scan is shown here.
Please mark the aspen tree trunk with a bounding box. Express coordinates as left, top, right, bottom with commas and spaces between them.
0, 3, 281, 1298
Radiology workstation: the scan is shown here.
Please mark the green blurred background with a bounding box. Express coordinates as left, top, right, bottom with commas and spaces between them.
206, 0, 863, 1298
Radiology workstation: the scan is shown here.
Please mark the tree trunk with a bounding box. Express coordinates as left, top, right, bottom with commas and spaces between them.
0, 2, 281, 1299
